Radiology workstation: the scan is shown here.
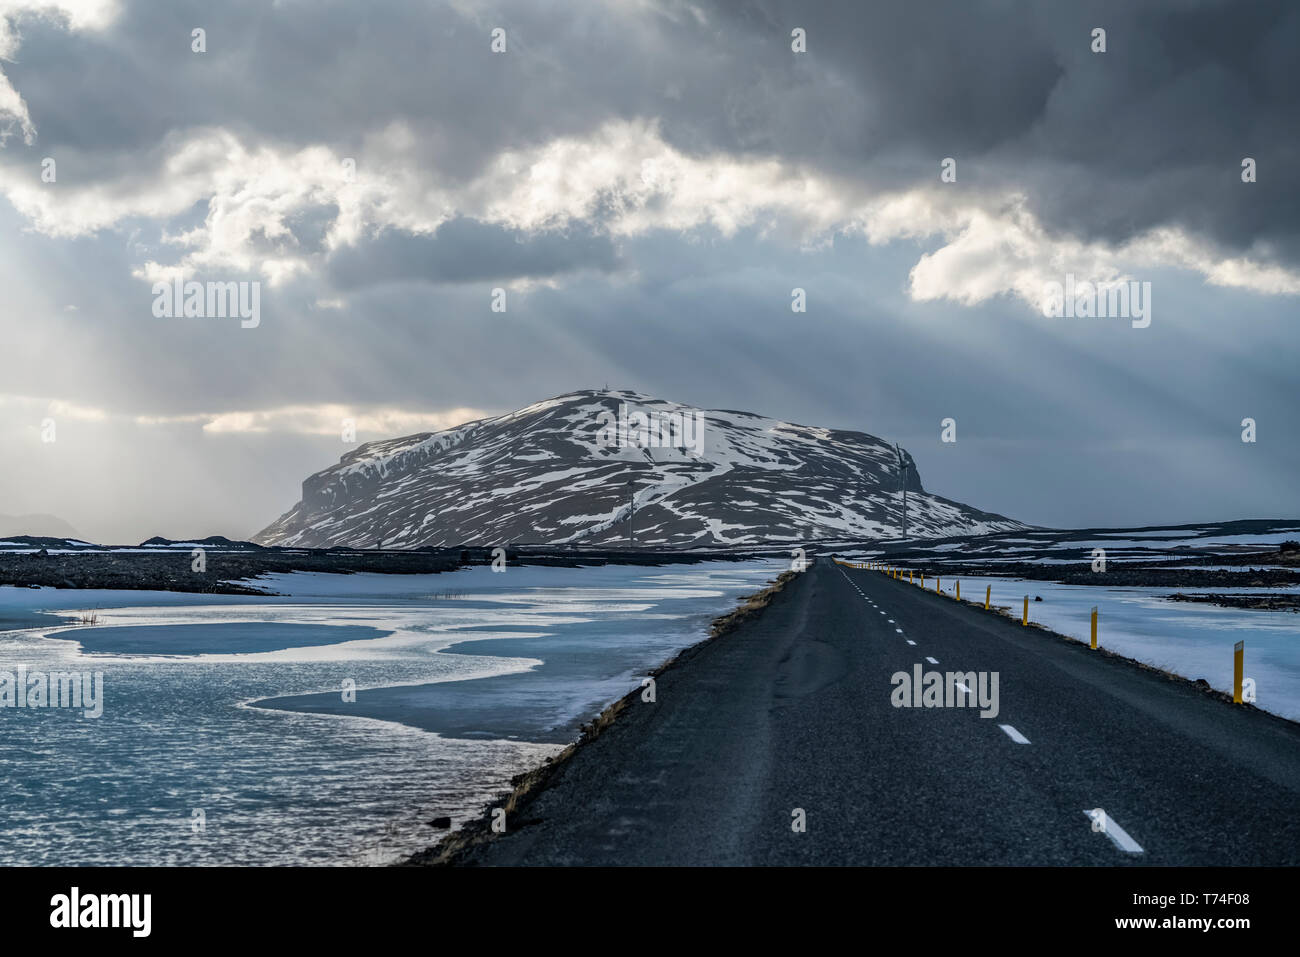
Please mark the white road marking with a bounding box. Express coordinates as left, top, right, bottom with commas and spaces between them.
888, 619, 895, 623
998, 724, 1030, 745
895, 628, 903, 633
905, 639, 916, 645
1082, 810, 1144, 854
925, 656, 939, 664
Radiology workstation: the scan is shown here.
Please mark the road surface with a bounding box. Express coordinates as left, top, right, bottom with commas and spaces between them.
453, 558, 1300, 865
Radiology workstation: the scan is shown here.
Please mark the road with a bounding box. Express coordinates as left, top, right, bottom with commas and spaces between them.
453, 557, 1300, 865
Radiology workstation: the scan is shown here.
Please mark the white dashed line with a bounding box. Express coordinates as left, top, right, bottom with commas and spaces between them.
925, 656, 939, 664
998, 724, 1030, 745
905, 639, 916, 646
895, 628, 903, 633
1083, 810, 1144, 854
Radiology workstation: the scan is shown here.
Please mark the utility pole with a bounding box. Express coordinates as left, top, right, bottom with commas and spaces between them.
895, 443, 907, 541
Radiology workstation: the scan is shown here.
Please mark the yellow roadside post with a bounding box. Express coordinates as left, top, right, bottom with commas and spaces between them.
909, 570, 913, 584
1022, 596, 1029, 626
984, 585, 991, 610
1090, 607, 1098, 649
956, 581, 961, 601
920, 574, 925, 588
936, 577, 941, 594
1234, 641, 1244, 704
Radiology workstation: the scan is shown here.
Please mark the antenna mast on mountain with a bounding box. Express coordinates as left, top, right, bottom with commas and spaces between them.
895, 443, 907, 540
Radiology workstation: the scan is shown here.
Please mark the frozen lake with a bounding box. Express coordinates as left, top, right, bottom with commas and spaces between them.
0, 561, 782, 865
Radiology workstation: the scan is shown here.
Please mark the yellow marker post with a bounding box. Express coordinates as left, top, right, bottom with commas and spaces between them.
909, 570, 913, 584
1022, 596, 1028, 626
984, 585, 991, 610
1090, 607, 1098, 649
956, 581, 961, 601
920, 574, 925, 588
936, 577, 941, 594
1234, 640, 1244, 704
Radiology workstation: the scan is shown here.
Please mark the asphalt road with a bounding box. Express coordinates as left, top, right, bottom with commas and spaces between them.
455, 557, 1300, 865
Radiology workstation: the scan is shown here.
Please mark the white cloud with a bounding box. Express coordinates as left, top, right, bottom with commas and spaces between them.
1, 109, 1297, 307
0, 393, 491, 437
199, 404, 490, 436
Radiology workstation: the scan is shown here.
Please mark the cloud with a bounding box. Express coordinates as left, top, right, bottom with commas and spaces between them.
8, 110, 1296, 310
197, 404, 489, 436
0, 0, 1294, 308
0, 0, 119, 141
0, 392, 490, 437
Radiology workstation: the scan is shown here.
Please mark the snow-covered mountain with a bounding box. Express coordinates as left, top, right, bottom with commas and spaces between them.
254, 390, 1027, 548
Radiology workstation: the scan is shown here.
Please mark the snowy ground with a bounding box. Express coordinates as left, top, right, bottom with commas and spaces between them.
923, 574, 1300, 722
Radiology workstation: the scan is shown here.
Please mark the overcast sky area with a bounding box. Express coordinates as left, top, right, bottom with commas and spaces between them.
0, 0, 1296, 543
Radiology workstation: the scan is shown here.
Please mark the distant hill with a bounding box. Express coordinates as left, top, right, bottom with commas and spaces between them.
138, 536, 264, 549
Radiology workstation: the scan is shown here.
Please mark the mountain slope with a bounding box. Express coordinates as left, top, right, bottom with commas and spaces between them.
254, 390, 1026, 548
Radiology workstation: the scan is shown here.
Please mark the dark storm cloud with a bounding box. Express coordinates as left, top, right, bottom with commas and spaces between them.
3, 0, 1294, 263
698, 0, 1300, 257
327, 218, 619, 289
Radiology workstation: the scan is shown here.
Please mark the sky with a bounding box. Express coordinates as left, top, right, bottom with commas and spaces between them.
0, 0, 1296, 544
